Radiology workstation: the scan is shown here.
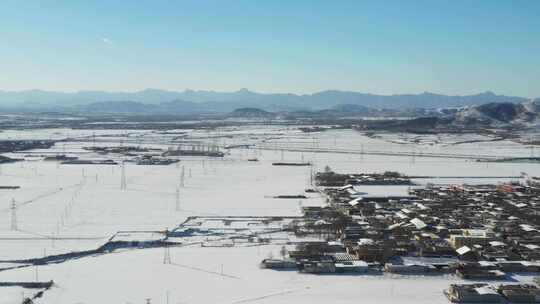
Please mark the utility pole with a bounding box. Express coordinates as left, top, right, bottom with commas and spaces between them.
309, 165, 314, 186
10, 199, 17, 231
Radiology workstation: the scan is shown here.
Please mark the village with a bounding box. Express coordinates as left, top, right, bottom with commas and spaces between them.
259, 170, 540, 303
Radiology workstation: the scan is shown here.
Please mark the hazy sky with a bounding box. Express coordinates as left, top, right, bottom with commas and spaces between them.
1, 1, 539, 97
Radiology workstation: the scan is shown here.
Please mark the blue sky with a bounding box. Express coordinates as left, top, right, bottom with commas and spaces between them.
0, 1, 539, 97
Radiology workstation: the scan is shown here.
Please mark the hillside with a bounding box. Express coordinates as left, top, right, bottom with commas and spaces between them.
453, 101, 540, 127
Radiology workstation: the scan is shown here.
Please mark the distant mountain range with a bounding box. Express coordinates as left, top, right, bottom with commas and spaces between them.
0, 89, 537, 113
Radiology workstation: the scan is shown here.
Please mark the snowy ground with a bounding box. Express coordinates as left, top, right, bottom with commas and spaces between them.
3, 245, 536, 304
1, 126, 539, 303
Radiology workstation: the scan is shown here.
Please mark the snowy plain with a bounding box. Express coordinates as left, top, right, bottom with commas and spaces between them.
0, 126, 539, 303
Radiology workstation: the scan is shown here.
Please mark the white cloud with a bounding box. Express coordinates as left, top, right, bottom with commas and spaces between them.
101, 37, 113, 45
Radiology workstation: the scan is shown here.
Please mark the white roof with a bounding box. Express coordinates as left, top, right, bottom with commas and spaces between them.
456, 246, 471, 255
520, 224, 538, 232
415, 203, 429, 210
524, 244, 540, 250
466, 229, 488, 237
327, 241, 343, 246
489, 241, 506, 247
338, 184, 354, 191
396, 212, 409, 219
348, 197, 362, 206
474, 286, 497, 295
314, 219, 329, 225
335, 260, 368, 268
388, 222, 404, 230
410, 218, 427, 230
357, 238, 374, 246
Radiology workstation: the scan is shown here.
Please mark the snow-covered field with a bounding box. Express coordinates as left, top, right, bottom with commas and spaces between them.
1, 126, 539, 303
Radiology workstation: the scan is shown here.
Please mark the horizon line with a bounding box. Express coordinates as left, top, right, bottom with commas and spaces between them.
0, 88, 536, 99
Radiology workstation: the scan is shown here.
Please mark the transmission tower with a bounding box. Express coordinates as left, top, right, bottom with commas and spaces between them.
175, 187, 180, 211
163, 245, 171, 264
180, 166, 185, 187
10, 199, 17, 231
120, 162, 127, 190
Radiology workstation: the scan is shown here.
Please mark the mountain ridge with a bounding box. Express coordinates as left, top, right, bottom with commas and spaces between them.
0, 89, 536, 111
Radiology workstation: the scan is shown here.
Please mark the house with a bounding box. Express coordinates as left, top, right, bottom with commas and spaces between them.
456, 268, 506, 280
384, 263, 436, 274
497, 284, 540, 303
334, 260, 369, 273
301, 261, 336, 274
444, 284, 504, 303
449, 229, 496, 249
385, 256, 457, 274
456, 245, 478, 261
260, 259, 297, 270
497, 261, 540, 273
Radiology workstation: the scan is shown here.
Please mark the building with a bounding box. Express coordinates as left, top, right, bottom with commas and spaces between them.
444, 284, 504, 303
498, 284, 540, 303
449, 229, 496, 249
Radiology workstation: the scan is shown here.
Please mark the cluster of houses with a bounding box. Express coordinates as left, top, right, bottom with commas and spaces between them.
315, 170, 414, 186
164, 144, 224, 157
83, 145, 161, 156
0, 139, 54, 153
81, 146, 180, 165
134, 155, 179, 165
262, 172, 540, 301
445, 283, 540, 303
